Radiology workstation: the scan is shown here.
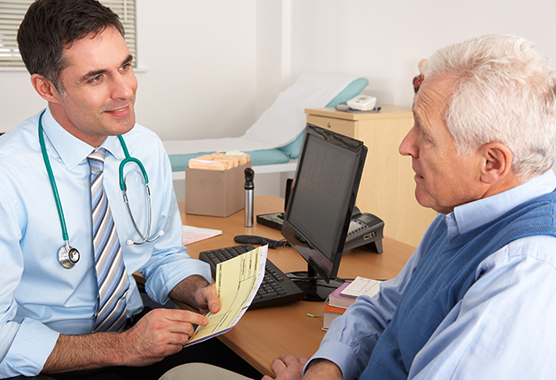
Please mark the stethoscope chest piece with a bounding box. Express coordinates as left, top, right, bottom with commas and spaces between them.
58, 243, 80, 269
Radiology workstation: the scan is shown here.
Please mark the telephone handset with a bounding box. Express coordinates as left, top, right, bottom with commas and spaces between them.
344, 207, 384, 253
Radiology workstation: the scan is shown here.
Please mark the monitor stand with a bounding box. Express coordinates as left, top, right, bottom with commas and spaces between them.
286, 266, 345, 302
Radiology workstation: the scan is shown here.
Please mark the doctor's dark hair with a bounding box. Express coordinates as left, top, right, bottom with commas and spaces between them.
17, 0, 125, 93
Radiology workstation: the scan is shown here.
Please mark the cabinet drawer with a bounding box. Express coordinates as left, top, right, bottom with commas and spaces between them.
307, 115, 356, 138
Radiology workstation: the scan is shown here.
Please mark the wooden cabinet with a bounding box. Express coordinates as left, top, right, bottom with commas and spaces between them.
305, 107, 437, 248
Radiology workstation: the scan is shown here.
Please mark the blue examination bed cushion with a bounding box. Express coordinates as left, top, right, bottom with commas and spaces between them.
165, 75, 368, 172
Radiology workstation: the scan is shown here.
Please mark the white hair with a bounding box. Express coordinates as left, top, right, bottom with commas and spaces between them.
423, 34, 556, 181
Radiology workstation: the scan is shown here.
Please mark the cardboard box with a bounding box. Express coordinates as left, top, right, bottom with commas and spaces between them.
185, 161, 252, 217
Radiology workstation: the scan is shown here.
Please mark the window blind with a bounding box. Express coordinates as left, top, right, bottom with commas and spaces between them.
0, 0, 136, 68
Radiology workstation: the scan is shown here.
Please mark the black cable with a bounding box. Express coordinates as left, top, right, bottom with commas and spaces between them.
234, 235, 290, 249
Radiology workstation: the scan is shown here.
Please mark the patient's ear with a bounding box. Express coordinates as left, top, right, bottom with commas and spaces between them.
480, 143, 513, 184
31, 74, 61, 103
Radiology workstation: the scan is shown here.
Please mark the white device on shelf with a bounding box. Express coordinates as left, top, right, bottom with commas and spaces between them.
347, 95, 377, 111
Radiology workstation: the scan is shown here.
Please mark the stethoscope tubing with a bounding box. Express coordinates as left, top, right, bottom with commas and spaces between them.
38, 110, 162, 267
39, 110, 70, 244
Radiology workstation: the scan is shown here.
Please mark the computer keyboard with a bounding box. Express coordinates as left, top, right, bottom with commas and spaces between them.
199, 244, 305, 309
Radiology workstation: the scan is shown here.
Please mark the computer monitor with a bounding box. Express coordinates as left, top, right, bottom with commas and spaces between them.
281, 123, 367, 301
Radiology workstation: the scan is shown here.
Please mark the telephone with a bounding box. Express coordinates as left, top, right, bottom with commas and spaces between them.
256, 179, 384, 253
257, 207, 384, 254
335, 95, 380, 112
347, 94, 377, 111
343, 207, 384, 253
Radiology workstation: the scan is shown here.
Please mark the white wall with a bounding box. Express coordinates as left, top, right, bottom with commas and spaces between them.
288, 0, 556, 108
0, 69, 46, 130
2, 0, 556, 146
133, 0, 257, 141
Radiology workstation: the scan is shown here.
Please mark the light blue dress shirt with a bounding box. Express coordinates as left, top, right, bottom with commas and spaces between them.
310, 170, 556, 380
0, 108, 212, 378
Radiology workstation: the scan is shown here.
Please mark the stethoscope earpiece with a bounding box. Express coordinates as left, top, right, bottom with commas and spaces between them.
125, 230, 165, 246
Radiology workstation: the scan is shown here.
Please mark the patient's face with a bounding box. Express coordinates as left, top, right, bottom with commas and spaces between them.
399, 76, 485, 214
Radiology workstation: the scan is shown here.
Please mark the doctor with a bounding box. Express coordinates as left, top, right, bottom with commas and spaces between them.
0, 0, 221, 378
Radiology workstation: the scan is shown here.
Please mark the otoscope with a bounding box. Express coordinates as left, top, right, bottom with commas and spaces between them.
244, 167, 255, 227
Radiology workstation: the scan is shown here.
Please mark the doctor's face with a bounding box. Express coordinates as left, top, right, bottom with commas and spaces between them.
48, 25, 138, 147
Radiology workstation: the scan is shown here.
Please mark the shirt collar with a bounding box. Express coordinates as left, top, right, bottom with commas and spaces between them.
443, 170, 556, 241
40, 107, 126, 170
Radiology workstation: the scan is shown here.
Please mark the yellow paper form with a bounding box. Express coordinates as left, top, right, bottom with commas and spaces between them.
185, 245, 268, 346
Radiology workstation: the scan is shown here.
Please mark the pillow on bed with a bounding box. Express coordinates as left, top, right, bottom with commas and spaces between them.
276, 77, 369, 159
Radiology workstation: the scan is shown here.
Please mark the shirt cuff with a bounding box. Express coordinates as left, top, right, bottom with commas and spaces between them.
306, 341, 358, 380
145, 258, 212, 305
0, 318, 59, 378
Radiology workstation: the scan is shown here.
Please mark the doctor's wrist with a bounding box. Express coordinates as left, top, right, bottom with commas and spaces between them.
168, 275, 210, 309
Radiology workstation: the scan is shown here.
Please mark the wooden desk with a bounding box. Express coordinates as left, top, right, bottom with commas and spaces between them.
180, 195, 415, 376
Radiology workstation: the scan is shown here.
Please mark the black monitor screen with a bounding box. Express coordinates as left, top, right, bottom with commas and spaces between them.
281, 124, 367, 292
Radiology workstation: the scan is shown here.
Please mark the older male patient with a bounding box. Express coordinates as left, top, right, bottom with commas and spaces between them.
171, 34, 556, 380
283, 33, 556, 380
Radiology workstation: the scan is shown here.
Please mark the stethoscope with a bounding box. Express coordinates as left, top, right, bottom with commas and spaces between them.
38, 110, 164, 269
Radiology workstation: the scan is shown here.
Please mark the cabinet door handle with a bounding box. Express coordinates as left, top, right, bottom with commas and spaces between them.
327, 122, 332, 128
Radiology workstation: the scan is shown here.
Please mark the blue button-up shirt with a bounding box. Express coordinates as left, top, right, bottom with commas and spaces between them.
310, 170, 556, 379
0, 108, 212, 378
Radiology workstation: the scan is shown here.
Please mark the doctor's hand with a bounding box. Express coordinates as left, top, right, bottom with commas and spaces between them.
194, 282, 220, 315
121, 308, 208, 367
168, 275, 221, 315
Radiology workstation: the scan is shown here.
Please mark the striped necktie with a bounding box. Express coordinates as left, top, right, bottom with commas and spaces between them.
88, 148, 130, 332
